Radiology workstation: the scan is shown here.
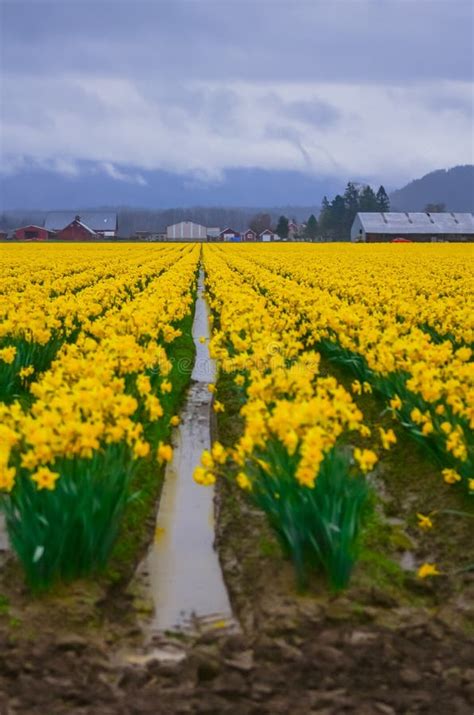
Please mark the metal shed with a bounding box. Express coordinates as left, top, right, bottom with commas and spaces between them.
351, 212, 474, 242
166, 222, 208, 241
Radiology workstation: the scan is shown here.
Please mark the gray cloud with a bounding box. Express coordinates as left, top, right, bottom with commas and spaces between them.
1, 0, 473, 186
2, 0, 473, 83
278, 98, 341, 128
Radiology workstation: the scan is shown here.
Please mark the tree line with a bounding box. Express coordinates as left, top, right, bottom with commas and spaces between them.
267, 183, 390, 241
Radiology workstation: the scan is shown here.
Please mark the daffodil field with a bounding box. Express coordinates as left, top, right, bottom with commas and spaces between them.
1, 242, 473, 592
0, 244, 199, 588
196, 244, 474, 588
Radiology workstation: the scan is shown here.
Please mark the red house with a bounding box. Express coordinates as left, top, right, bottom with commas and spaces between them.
242, 229, 257, 242
14, 225, 56, 241
219, 227, 241, 242
57, 216, 98, 241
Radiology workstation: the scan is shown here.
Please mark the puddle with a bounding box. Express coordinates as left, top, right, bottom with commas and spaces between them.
0, 514, 9, 552
0, 513, 9, 568
136, 269, 237, 634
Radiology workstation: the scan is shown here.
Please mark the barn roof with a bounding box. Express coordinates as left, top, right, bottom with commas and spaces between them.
71, 219, 97, 235
16, 225, 50, 231
167, 221, 207, 229
356, 212, 474, 235
44, 212, 117, 231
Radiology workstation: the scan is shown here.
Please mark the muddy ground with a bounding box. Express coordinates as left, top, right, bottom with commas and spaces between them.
0, 372, 473, 714
0, 484, 473, 715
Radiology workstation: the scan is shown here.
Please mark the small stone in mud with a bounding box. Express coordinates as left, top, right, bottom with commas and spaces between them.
252, 681, 273, 699
348, 630, 379, 646
312, 645, 343, 665
399, 668, 422, 686
224, 649, 254, 672
273, 638, 303, 661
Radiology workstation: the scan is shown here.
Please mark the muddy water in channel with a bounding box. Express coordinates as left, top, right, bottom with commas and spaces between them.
140, 270, 235, 632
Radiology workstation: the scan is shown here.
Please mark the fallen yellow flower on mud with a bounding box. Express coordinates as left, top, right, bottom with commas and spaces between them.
417, 563, 441, 579
416, 513, 434, 530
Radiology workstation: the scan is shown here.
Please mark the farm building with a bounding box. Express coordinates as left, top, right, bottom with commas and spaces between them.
166, 221, 208, 241
219, 228, 241, 242
206, 227, 221, 241
351, 212, 474, 243
242, 229, 257, 242
57, 216, 98, 241
14, 225, 56, 241
132, 231, 167, 241
259, 229, 278, 242
288, 221, 299, 238
45, 212, 118, 237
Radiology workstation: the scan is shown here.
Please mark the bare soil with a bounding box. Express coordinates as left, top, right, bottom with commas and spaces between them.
0, 369, 473, 714
0, 513, 473, 715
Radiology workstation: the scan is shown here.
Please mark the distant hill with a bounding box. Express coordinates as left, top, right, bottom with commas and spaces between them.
390, 165, 474, 212
0, 162, 344, 213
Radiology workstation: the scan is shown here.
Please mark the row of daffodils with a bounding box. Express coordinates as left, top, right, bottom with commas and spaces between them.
0, 244, 199, 589
1, 242, 472, 592
195, 247, 377, 589
228, 243, 473, 491
195, 244, 473, 590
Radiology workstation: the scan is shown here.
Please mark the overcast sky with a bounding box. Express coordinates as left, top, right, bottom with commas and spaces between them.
1, 0, 473, 189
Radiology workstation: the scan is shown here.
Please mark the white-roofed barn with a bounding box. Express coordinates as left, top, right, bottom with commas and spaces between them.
351, 212, 474, 243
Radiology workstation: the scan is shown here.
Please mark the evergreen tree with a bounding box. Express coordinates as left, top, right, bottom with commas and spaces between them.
359, 185, 379, 212
376, 185, 390, 212
343, 181, 360, 234
305, 214, 319, 240
330, 195, 346, 238
343, 182, 359, 215
318, 197, 331, 239
275, 215, 289, 239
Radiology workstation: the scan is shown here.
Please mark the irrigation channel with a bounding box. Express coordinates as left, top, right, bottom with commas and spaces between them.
135, 269, 236, 633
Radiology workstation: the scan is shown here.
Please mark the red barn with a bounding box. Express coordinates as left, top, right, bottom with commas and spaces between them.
242, 229, 257, 242
219, 227, 241, 242
57, 216, 98, 241
14, 225, 55, 241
